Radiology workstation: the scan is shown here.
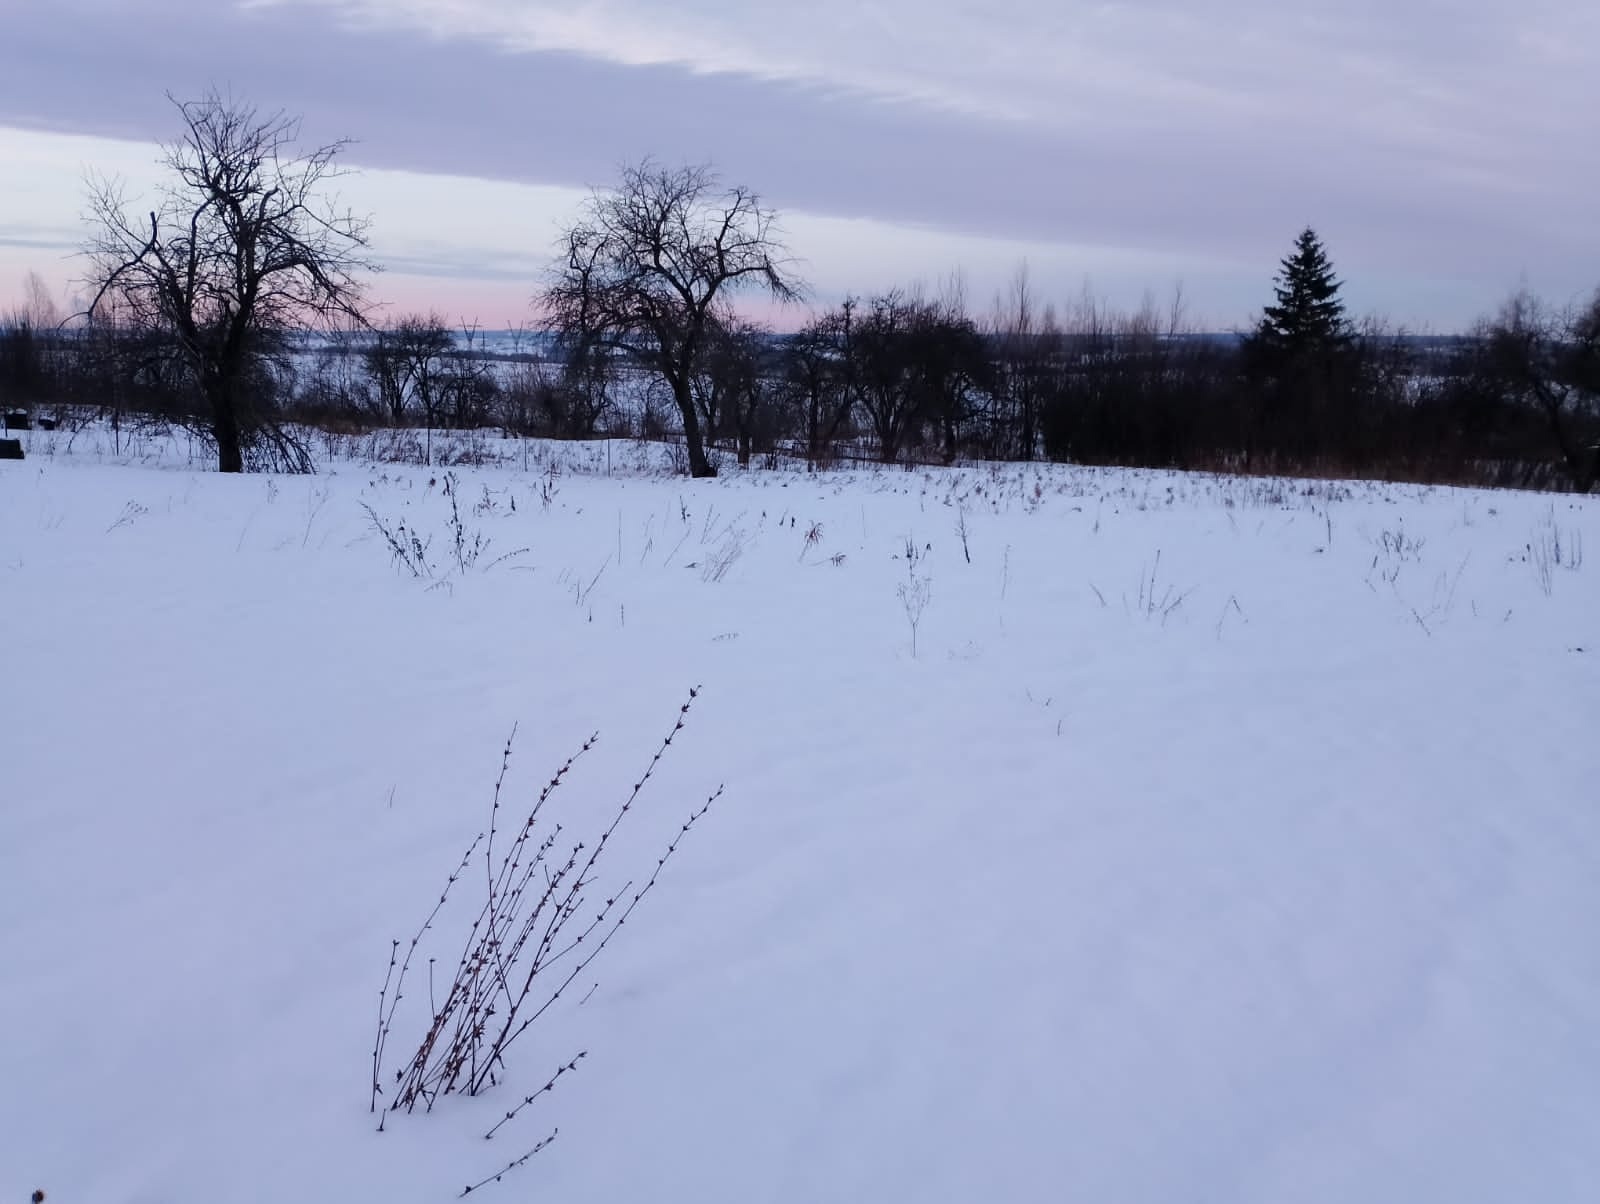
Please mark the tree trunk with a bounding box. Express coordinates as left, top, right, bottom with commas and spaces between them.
736, 395, 752, 467
876, 404, 904, 464
1577, 444, 1599, 494
673, 378, 716, 477
211, 382, 244, 473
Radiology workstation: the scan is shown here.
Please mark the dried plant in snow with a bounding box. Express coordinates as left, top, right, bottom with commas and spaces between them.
371, 688, 722, 1188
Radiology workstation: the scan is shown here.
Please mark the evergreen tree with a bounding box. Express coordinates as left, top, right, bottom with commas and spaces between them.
1255, 227, 1350, 358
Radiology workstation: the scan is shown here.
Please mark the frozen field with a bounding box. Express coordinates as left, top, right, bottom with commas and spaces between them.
2, 427, 1597, 1203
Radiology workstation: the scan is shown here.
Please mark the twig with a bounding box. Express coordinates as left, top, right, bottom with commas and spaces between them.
460, 1130, 559, 1197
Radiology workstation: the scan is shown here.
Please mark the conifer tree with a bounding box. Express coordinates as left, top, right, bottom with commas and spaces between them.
1254, 227, 1350, 358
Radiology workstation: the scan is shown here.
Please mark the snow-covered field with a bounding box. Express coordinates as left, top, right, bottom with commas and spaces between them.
2, 426, 1597, 1203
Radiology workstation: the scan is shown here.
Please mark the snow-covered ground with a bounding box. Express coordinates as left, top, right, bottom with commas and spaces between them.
2, 426, 1597, 1203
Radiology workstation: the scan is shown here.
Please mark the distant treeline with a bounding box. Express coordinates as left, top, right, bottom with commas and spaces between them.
4, 289, 1594, 491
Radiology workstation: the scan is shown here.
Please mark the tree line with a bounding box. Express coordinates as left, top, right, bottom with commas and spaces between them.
1, 92, 1595, 491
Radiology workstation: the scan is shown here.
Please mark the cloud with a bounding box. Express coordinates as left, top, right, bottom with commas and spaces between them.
242, 0, 1598, 165
0, 0, 1595, 326
0, 232, 79, 252
0, 124, 1246, 329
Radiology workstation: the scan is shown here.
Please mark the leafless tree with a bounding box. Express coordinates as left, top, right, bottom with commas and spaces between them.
540, 161, 802, 477
910, 280, 988, 464
852, 290, 927, 464
440, 320, 499, 432
83, 90, 375, 472
364, 313, 453, 427
292, 323, 375, 426
16, 270, 62, 331
844, 287, 988, 465
500, 333, 615, 439
556, 337, 617, 436
363, 313, 497, 461
0, 272, 68, 420
1480, 289, 1600, 492
989, 264, 1052, 461
782, 300, 860, 468
691, 317, 776, 466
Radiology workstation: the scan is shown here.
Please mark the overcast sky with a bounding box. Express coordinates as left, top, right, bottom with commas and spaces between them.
2, 0, 1595, 330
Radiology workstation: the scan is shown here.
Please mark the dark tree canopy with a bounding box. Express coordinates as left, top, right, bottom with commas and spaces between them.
843, 289, 986, 464
782, 302, 861, 469
540, 161, 803, 477
364, 314, 454, 428
1480, 288, 1600, 492
1255, 227, 1349, 359
691, 316, 777, 467
85, 91, 374, 472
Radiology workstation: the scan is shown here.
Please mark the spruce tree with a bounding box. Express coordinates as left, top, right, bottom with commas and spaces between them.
1255, 227, 1349, 358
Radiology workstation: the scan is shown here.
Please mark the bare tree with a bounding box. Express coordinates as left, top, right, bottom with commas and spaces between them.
17, 270, 62, 331
84, 90, 375, 472
782, 300, 860, 468
910, 279, 988, 464
0, 272, 68, 421
989, 264, 1050, 461
1481, 288, 1600, 492
362, 313, 497, 462
364, 313, 453, 428
292, 322, 375, 426
842, 287, 988, 465
439, 320, 499, 432
853, 290, 927, 464
556, 337, 618, 436
691, 316, 776, 466
541, 161, 802, 477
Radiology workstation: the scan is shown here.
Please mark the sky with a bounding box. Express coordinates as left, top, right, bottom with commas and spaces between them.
1, 0, 1595, 332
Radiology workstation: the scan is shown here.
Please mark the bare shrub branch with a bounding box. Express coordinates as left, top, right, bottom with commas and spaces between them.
372, 686, 724, 1191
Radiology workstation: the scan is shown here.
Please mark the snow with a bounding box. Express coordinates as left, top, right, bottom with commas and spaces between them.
2, 426, 1597, 1203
